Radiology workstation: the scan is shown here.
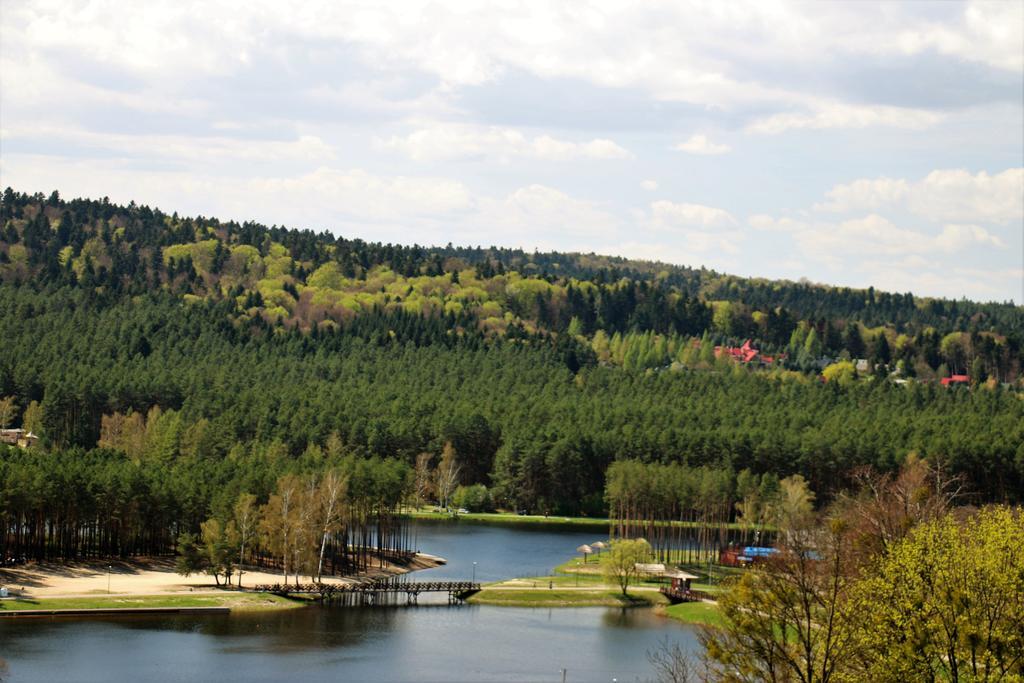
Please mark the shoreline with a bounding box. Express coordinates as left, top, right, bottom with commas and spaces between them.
407, 509, 611, 529
0, 552, 445, 615
407, 509, 773, 533
467, 552, 726, 626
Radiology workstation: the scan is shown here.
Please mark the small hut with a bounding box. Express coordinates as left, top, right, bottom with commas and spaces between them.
664, 568, 699, 594
657, 568, 701, 603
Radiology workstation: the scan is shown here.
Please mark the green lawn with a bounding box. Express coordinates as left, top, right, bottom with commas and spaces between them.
555, 555, 743, 590
468, 587, 667, 608
483, 550, 743, 612
663, 601, 724, 628
0, 592, 305, 612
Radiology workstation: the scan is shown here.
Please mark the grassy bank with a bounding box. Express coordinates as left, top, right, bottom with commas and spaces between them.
406, 509, 611, 529
406, 509, 773, 534
474, 551, 736, 619
468, 587, 667, 608
661, 601, 724, 627
0, 592, 306, 613
557, 554, 741, 594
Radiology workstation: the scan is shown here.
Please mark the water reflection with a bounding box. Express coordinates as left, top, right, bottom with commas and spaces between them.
2, 521, 701, 683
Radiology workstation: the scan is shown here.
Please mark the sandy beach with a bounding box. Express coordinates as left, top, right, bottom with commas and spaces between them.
0, 554, 444, 599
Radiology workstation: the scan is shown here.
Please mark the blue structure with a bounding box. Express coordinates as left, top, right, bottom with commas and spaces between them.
737, 546, 778, 563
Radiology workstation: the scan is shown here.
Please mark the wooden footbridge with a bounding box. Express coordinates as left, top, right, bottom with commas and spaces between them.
252, 578, 481, 604
659, 586, 713, 604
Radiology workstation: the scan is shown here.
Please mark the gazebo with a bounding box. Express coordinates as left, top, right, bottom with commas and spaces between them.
663, 568, 700, 593
658, 568, 702, 603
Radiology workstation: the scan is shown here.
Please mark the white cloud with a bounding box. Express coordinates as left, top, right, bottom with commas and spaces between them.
933, 224, 1005, 251
815, 178, 911, 213
893, 1, 1024, 72
853, 263, 1023, 303
5, 1, 1017, 129
252, 167, 474, 222
379, 124, 630, 162
748, 214, 809, 232
747, 102, 942, 135
816, 168, 1024, 224
650, 201, 737, 230
646, 201, 740, 254
673, 135, 730, 155
477, 184, 620, 240
786, 214, 1006, 265
4, 124, 338, 166
908, 169, 1024, 224
640, 179, 659, 191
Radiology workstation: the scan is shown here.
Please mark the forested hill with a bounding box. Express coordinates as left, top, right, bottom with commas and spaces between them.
2, 188, 1022, 361
1, 188, 1023, 525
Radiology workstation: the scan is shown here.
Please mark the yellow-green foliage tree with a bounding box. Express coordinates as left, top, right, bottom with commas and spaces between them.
822, 360, 857, 386
851, 507, 1024, 682
702, 518, 862, 683
21, 400, 43, 435
603, 538, 652, 595
0, 395, 15, 429
200, 517, 239, 586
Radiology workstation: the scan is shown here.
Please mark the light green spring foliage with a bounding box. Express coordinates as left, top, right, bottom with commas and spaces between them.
702, 519, 862, 683
163, 239, 219, 272
852, 506, 1024, 682
154, 235, 725, 355
822, 360, 857, 386
706, 507, 1024, 683
602, 539, 653, 595
452, 484, 492, 512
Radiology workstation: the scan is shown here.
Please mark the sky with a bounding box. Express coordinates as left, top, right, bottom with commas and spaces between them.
1, 1, 1022, 303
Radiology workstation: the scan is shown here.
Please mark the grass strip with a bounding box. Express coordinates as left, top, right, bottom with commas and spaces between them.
661, 601, 724, 628
0, 592, 305, 613
468, 588, 667, 608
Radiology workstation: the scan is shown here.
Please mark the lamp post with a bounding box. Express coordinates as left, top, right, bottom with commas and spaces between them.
472, 561, 477, 583
107, 565, 112, 594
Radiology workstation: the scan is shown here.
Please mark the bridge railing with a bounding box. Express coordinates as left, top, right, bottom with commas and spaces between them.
251, 580, 481, 596
659, 586, 713, 603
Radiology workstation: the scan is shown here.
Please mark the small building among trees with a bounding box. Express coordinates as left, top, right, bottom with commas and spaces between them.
0, 428, 39, 449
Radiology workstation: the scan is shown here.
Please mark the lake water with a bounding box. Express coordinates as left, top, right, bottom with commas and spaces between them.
1, 520, 699, 683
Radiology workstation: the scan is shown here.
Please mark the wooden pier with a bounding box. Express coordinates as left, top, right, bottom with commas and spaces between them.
252, 578, 481, 604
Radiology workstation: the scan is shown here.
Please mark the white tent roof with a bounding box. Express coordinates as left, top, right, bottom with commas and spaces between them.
634, 563, 699, 580
664, 569, 700, 581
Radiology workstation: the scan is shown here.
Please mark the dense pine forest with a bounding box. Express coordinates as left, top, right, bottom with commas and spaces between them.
1, 188, 1022, 562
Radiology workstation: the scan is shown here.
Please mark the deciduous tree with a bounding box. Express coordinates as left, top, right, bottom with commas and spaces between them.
603, 538, 652, 596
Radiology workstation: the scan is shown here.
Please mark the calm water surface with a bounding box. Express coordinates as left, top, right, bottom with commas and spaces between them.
1, 520, 699, 683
